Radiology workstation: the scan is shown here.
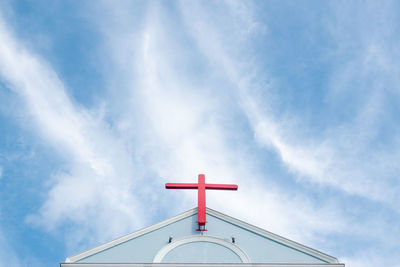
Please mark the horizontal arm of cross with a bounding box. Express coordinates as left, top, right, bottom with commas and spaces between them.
165, 183, 238, 190
165, 183, 198, 189
205, 184, 238, 190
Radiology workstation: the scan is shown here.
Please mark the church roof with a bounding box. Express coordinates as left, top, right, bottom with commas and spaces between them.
62, 208, 343, 266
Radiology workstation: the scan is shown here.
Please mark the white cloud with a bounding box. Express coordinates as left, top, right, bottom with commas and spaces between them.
243, 96, 400, 209
0, 13, 147, 248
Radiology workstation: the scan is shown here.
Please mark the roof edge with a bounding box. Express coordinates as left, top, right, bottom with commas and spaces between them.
66, 207, 340, 264
66, 208, 198, 263
205, 207, 339, 264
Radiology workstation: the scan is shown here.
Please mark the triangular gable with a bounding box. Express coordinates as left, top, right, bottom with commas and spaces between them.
65, 208, 339, 264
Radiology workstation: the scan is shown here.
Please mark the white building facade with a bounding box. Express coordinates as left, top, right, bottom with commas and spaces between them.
61, 207, 344, 267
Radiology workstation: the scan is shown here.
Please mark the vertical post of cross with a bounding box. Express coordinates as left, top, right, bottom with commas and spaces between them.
197, 174, 206, 230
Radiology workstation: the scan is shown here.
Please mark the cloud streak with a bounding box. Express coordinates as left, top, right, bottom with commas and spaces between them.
0, 12, 146, 250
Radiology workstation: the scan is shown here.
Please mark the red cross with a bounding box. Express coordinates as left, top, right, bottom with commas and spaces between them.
165, 174, 238, 231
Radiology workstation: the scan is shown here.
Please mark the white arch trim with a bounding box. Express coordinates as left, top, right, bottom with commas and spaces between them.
153, 235, 250, 263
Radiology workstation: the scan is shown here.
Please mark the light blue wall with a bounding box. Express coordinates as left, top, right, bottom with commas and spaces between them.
205, 214, 325, 263
78, 213, 326, 263
78, 215, 199, 263
162, 242, 242, 263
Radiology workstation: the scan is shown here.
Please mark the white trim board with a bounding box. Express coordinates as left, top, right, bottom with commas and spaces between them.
66, 207, 339, 264
61, 264, 345, 267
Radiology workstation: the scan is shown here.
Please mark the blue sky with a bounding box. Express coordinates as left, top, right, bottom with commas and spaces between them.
0, 1, 399, 266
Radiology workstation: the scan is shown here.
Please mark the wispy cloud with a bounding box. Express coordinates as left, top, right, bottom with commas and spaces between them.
0, 13, 146, 250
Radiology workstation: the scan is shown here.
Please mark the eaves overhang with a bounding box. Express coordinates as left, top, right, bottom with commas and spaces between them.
65, 207, 340, 264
